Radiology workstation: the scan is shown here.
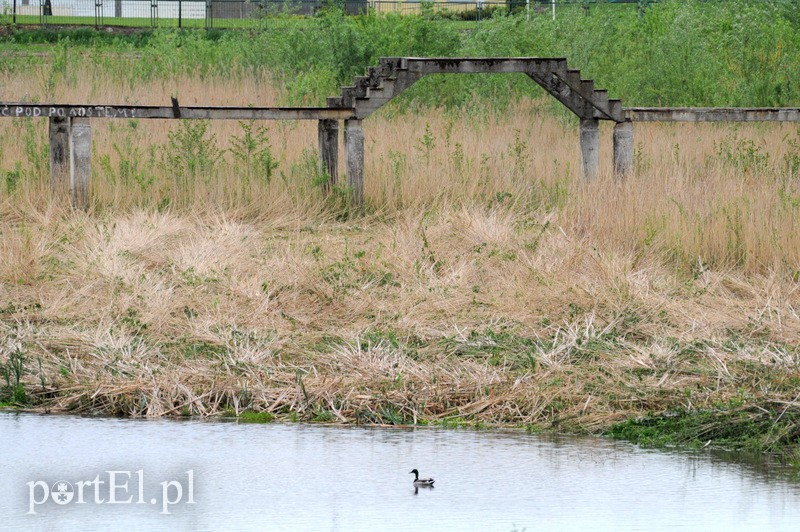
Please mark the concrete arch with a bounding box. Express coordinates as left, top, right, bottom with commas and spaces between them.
322, 57, 633, 204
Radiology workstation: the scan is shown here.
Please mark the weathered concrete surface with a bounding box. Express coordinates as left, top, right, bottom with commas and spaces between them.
526, 70, 587, 119
613, 122, 634, 178
48, 117, 70, 200
318, 119, 339, 193
625, 107, 800, 122
401, 57, 567, 74
1, 104, 353, 121
580, 119, 600, 181
345, 119, 365, 206
345, 57, 624, 123
70, 118, 92, 210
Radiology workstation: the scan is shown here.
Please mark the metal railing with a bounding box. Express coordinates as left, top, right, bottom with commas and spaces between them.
0, 0, 640, 28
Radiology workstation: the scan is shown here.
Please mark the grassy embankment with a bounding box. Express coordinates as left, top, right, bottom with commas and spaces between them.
2, 1, 800, 459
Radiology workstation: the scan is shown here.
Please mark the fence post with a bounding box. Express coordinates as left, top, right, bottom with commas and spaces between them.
318, 119, 339, 194
579, 118, 599, 181
49, 117, 70, 201
178, 0, 182, 28
12, 0, 17, 24
344, 119, 364, 206
613, 121, 634, 179
70, 118, 92, 210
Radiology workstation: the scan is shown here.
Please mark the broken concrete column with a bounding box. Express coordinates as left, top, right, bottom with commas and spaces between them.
579, 118, 600, 181
70, 118, 92, 210
613, 121, 634, 179
318, 119, 339, 193
49, 116, 70, 200
344, 118, 364, 206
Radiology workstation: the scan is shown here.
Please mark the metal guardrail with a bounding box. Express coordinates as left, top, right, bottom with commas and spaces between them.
0, 0, 639, 28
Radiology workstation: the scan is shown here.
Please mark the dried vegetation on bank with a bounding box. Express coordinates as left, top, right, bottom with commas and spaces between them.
1, 47, 800, 455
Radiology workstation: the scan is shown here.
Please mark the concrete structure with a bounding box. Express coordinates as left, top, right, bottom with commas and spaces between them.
5, 57, 800, 210
48, 116, 91, 209
344, 119, 365, 206
612, 121, 634, 177
625, 107, 800, 122
325, 57, 627, 198
579, 119, 600, 179
317, 119, 339, 193
4, 57, 628, 208
5, 103, 351, 210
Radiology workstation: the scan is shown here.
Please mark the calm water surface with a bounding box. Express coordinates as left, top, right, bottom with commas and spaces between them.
1, 412, 799, 531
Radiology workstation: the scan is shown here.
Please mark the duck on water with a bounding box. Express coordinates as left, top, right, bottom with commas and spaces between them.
410, 469, 435, 487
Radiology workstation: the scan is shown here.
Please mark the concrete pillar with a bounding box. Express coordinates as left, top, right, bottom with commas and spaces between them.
318, 119, 339, 194
344, 118, 364, 206
69, 118, 92, 210
613, 121, 634, 179
49, 116, 70, 199
49, 117, 92, 209
579, 118, 599, 181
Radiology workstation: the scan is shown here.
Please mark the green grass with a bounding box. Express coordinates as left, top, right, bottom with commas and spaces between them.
2, 0, 800, 108
606, 407, 800, 455
238, 410, 276, 423
0, 385, 28, 405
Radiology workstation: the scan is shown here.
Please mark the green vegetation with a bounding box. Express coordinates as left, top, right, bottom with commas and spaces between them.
607, 406, 800, 455
2, 0, 799, 107
0, 341, 28, 406
238, 410, 276, 423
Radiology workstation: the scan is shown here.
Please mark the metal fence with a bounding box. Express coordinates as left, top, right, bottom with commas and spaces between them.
0, 0, 639, 28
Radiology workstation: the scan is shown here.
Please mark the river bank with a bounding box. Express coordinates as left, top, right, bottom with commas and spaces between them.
2, 198, 799, 458
1, 6, 800, 457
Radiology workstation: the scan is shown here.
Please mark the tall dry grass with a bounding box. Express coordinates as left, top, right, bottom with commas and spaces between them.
1, 67, 799, 435
2, 70, 799, 271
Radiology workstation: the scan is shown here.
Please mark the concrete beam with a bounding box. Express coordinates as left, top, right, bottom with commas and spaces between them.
344, 119, 365, 207
625, 107, 800, 122
1, 104, 354, 121
318, 119, 339, 193
613, 122, 634, 178
579, 119, 600, 181
403, 57, 568, 74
